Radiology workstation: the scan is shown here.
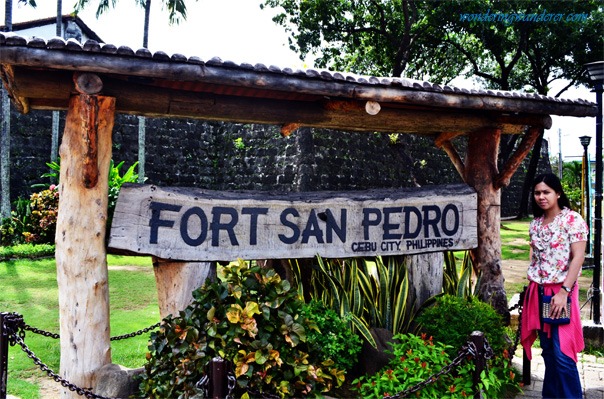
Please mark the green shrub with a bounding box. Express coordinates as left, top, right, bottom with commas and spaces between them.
415, 295, 520, 397
416, 295, 507, 357
139, 260, 346, 398
23, 185, 59, 244
0, 159, 139, 246
0, 198, 30, 246
0, 186, 59, 246
299, 299, 362, 372
290, 256, 414, 347
0, 243, 55, 260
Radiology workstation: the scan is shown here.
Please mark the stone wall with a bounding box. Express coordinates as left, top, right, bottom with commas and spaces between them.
2, 107, 549, 217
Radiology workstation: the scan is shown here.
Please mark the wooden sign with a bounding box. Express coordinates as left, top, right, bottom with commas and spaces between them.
109, 183, 477, 261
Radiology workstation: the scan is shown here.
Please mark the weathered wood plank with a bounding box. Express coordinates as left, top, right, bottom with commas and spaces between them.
5, 67, 558, 135
109, 183, 478, 261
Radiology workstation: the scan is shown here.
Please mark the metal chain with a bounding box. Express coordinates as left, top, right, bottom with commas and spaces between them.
21, 320, 160, 341
380, 342, 478, 399
3, 313, 115, 399
195, 357, 238, 399
109, 322, 161, 341
508, 286, 526, 368
5, 310, 507, 399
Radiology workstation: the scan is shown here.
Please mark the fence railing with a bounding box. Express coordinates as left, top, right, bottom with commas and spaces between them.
0, 310, 518, 399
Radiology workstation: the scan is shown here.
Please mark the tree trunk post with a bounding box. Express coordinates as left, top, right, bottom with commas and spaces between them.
406, 253, 444, 313
464, 127, 509, 322
55, 93, 115, 398
153, 258, 217, 319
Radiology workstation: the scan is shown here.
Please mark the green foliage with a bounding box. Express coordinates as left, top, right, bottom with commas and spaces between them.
139, 260, 346, 398
263, 0, 603, 93
353, 333, 488, 398
561, 160, 583, 210
233, 137, 246, 150
0, 186, 59, 246
291, 256, 415, 347
298, 299, 362, 372
0, 243, 55, 260
442, 251, 478, 298
74, 0, 189, 25
415, 295, 520, 398
107, 160, 141, 226
417, 295, 507, 357
0, 198, 31, 246
0, 159, 139, 246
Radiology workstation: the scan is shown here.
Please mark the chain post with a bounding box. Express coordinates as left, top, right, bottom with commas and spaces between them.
522, 349, 531, 385
1, 312, 9, 399
469, 331, 486, 399
208, 356, 231, 399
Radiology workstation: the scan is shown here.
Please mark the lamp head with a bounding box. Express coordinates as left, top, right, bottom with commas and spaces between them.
580, 135, 592, 148
585, 61, 604, 84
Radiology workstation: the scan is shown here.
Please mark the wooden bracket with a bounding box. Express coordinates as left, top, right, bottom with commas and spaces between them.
495, 126, 542, 189
281, 123, 301, 137
435, 132, 466, 179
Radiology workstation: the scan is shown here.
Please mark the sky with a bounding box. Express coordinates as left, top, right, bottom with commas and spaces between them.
2, 0, 599, 162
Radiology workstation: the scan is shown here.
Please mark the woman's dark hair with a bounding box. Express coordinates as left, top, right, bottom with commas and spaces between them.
531, 173, 572, 217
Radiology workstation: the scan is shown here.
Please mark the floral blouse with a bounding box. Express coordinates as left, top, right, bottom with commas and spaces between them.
528, 207, 588, 284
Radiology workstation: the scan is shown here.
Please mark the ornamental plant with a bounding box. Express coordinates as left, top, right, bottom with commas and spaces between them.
298, 299, 362, 372
139, 260, 346, 398
23, 185, 59, 244
353, 332, 479, 398
0, 187, 59, 245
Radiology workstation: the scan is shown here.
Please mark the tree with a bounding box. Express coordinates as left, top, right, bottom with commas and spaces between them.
262, 0, 603, 315
74, 0, 191, 26
2, 0, 37, 220
418, 1, 603, 218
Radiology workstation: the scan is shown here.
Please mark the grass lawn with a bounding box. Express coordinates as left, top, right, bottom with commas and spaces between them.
0, 221, 596, 397
1, 254, 158, 399
500, 219, 531, 260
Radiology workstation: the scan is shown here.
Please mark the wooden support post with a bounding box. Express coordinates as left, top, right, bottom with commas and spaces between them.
55, 93, 115, 399
464, 128, 509, 322
153, 258, 216, 319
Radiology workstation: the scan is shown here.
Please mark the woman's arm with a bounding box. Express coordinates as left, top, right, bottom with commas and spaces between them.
551, 240, 585, 314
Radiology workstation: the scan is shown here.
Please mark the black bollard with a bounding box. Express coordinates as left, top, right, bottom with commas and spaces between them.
470, 331, 486, 399
522, 349, 531, 385
1, 313, 10, 399
208, 356, 230, 399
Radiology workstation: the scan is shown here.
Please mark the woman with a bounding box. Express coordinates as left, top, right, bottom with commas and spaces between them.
521, 172, 587, 399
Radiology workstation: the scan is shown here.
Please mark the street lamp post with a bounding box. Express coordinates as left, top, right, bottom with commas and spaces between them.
580, 135, 592, 258
585, 60, 604, 325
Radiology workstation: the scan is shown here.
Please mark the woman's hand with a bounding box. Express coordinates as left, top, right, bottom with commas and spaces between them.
550, 290, 569, 318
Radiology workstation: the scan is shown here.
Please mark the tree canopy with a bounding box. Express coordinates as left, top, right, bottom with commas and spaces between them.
262, 0, 603, 219
263, 0, 603, 94
74, 0, 191, 25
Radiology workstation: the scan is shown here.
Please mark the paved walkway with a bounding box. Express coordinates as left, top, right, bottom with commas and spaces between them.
512, 347, 604, 399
